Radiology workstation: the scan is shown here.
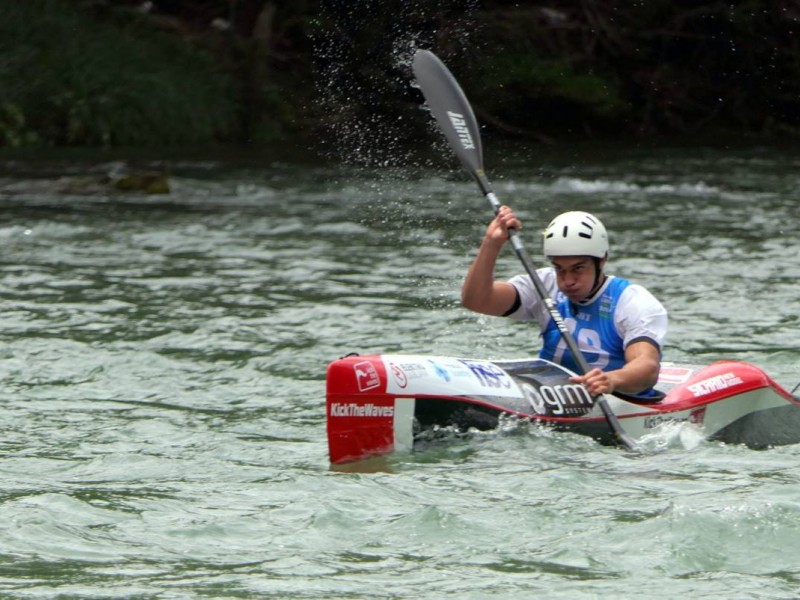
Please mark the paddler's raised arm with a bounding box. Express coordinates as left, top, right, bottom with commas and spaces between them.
461, 205, 521, 316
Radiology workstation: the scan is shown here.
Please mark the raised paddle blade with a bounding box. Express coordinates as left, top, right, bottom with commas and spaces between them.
412, 49, 484, 176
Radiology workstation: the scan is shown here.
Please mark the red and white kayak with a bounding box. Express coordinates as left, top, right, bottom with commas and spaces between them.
326, 354, 800, 464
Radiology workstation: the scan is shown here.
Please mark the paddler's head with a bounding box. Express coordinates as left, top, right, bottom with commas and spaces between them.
543, 211, 608, 303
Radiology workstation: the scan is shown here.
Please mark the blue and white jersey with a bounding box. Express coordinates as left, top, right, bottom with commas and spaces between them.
506, 268, 668, 398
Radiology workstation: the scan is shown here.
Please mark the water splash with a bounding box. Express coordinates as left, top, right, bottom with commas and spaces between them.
311, 0, 480, 169
637, 420, 708, 452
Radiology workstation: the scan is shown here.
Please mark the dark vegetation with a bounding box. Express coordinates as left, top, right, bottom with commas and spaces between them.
1, 0, 799, 160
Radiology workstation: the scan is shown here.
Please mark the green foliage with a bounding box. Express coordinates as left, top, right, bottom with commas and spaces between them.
454, 1, 800, 139
0, 0, 238, 147
476, 54, 622, 116
451, 6, 625, 137
0, 103, 38, 147
3, 0, 800, 148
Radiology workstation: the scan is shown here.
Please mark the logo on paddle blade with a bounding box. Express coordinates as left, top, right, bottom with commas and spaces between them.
447, 111, 475, 150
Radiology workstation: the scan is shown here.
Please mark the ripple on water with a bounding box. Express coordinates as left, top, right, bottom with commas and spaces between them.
1, 150, 800, 597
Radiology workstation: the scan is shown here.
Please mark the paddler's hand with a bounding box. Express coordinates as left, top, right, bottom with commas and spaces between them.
484, 205, 521, 247
570, 368, 615, 396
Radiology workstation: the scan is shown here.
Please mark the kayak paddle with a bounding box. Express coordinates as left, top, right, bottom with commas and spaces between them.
412, 48, 638, 451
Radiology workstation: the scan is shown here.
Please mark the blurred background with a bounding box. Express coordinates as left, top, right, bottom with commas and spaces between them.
2, 0, 799, 163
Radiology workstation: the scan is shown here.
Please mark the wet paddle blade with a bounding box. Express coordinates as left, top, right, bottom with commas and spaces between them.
413, 49, 484, 177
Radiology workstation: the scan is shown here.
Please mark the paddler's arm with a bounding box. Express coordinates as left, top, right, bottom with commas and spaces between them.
461, 206, 521, 316
570, 340, 661, 396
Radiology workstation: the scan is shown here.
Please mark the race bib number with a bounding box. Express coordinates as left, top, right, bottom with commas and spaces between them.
552, 318, 610, 370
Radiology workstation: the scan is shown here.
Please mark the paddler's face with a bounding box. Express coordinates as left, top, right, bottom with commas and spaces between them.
551, 256, 601, 302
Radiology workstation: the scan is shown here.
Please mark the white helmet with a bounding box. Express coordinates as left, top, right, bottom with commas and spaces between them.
543, 211, 608, 258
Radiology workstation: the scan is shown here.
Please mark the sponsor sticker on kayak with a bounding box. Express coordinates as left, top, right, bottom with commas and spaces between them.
354, 360, 381, 391
329, 402, 394, 418
658, 366, 693, 384
382, 355, 522, 397
688, 372, 744, 397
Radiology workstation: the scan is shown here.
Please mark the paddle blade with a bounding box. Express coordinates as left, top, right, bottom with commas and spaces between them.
412, 49, 484, 175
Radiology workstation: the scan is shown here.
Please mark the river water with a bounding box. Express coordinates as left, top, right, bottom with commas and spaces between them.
1, 144, 799, 598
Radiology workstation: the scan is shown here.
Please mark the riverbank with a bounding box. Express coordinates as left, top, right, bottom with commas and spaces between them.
0, 0, 314, 149
3, 1, 799, 155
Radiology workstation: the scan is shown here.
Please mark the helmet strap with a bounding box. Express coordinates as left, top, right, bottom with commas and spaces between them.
589, 257, 607, 297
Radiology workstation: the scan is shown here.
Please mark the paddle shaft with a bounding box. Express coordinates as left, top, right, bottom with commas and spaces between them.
413, 49, 637, 450
472, 167, 599, 378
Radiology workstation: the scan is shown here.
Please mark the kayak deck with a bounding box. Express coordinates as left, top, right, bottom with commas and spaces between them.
326, 354, 800, 463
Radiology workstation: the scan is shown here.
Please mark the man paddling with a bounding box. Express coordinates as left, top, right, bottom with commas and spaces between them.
462, 207, 667, 400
